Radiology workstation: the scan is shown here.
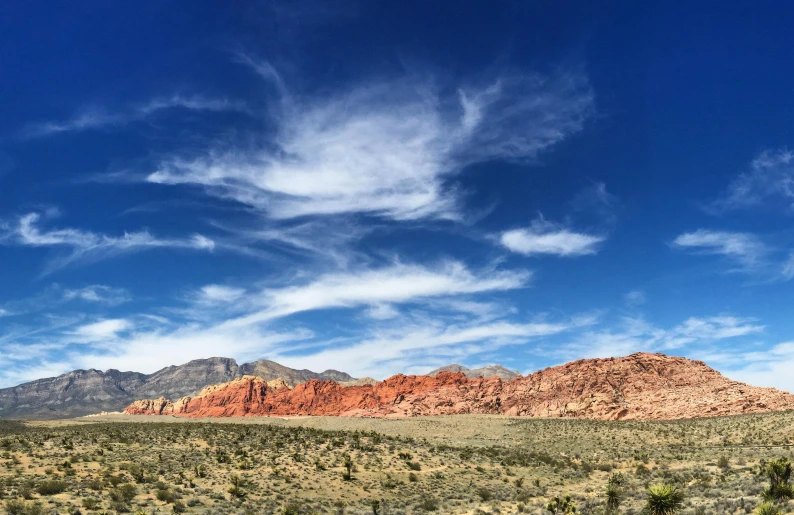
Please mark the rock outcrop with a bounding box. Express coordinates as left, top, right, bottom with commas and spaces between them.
124, 353, 794, 421
0, 358, 354, 419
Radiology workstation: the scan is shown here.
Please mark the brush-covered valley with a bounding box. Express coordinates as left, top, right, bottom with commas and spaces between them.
0, 412, 792, 515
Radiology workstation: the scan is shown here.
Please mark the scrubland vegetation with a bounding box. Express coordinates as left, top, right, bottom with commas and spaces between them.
0, 412, 792, 514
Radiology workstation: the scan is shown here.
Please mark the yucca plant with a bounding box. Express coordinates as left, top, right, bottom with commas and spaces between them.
645, 483, 684, 515
605, 481, 623, 514
761, 458, 794, 501
756, 502, 781, 515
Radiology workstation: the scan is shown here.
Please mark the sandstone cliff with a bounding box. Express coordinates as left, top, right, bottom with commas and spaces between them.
124, 353, 794, 420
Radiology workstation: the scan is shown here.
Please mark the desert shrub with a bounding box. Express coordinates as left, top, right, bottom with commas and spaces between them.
109, 484, 137, 504
228, 475, 246, 499
418, 495, 439, 511
546, 495, 576, 514
156, 489, 176, 503
476, 487, 492, 501
35, 480, 66, 495
5, 500, 27, 515
407, 462, 421, 471
81, 498, 100, 510
756, 502, 781, 515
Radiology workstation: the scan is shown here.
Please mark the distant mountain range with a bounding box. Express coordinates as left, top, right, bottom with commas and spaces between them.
428, 364, 521, 381
125, 353, 794, 421
0, 357, 354, 419
0, 358, 516, 419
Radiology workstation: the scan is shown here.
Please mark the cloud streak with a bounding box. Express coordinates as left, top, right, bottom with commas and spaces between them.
708, 148, 794, 214
20, 95, 250, 139
672, 229, 768, 270
500, 219, 605, 257
0, 212, 215, 273
223, 260, 531, 327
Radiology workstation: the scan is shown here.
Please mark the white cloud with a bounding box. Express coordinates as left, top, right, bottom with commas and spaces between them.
147, 64, 594, 221
198, 285, 246, 303
672, 229, 767, 269
71, 319, 132, 343
708, 148, 794, 213
500, 219, 604, 257
71, 325, 311, 374
624, 290, 646, 306
0, 212, 215, 272
364, 304, 400, 320
63, 285, 131, 305
782, 252, 794, 281
563, 315, 764, 360
223, 261, 530, 327
21, 95, 250, 138
274, 319, 571, 378
710, 342, 794, 393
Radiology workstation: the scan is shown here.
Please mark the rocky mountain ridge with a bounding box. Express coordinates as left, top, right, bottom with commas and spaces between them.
0, 357, 352, 419
124, 353, 794, 421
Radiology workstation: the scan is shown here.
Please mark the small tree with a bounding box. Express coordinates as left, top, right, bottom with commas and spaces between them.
761, 458, 794, 502
228, 474, 246, 499
645, 484, 684, 515
370, 499, 381, 515
546, 495, 576, 514
342, 454, 354, 481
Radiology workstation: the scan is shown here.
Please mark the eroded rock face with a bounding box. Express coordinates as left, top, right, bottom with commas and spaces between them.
124, 353, 794, 420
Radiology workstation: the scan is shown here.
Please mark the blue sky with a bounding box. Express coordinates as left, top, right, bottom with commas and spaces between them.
1, 2, 794, 390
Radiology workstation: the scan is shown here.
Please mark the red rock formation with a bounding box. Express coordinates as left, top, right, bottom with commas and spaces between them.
124, 353, 794, 420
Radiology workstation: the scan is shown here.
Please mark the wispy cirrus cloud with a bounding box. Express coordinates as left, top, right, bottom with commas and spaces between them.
146, 60, 594, 222
708, 148, 794, 214
62, 285, 131, 305
500, 218, 605, 257
561, 315, 764, 361
782, 253, 794, 281
220, 260, 530, 327
20, 95, 250, 139
672, 229, 768, 270
0, 212, 215, 273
